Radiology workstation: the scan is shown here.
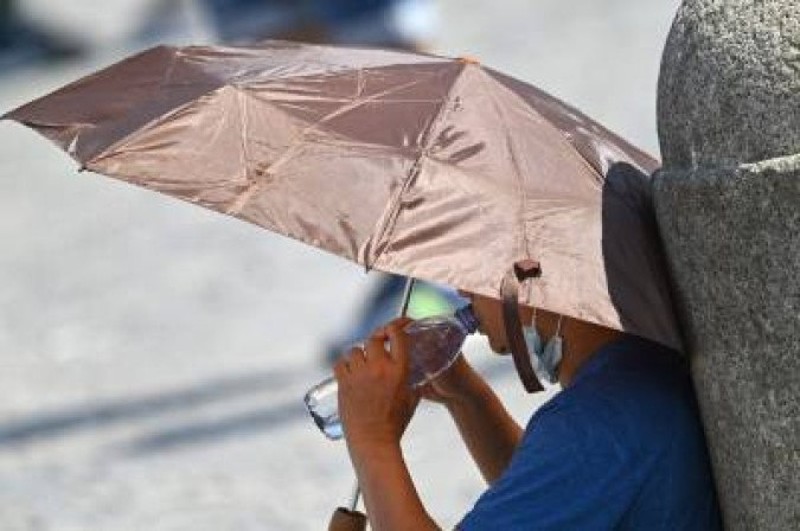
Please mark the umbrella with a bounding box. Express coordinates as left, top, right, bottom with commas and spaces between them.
3, 40, 683, 530
1, 40, 681, 355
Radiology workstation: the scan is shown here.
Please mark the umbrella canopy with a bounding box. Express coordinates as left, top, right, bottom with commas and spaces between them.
3, 41, 682, 351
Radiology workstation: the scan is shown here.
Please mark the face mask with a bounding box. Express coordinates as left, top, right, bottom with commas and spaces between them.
522, 312, 563, 385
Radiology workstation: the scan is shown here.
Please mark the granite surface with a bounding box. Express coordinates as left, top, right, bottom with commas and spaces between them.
655, 159, 800, 530
657, 0, 800, 169
655, 1, 800, 528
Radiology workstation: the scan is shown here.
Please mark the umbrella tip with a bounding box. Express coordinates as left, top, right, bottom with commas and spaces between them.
457, 56, 480, 66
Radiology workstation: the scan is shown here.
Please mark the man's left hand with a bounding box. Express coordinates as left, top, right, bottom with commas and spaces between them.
334, 318, 419, 455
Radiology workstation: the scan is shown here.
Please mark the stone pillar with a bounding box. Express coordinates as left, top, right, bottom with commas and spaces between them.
653, 1, 800, 529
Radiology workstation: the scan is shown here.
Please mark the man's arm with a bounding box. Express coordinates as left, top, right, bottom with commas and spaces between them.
347, 441, 439, 531
423, 358, 523, 484
336, 320, 440, 531
335, 320, 523, 529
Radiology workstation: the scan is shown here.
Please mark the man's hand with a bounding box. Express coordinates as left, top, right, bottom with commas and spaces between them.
422, 354, 525, 485
418, 355, 482, 407
335, 318, 419, 455
334, 318, 441, 531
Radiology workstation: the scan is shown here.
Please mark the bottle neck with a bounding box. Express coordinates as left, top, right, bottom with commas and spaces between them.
454, 304, 479, 334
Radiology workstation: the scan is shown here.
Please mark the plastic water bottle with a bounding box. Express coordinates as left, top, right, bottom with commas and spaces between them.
304, 304, 479, 440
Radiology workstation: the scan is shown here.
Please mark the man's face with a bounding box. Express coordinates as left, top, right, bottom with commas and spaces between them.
459, 291, 510, 354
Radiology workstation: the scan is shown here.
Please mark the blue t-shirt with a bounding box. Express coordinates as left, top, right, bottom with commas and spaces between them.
459, 335, 722, 530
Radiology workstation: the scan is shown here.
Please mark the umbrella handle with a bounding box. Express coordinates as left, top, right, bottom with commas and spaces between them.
339, 276, 417, 526
328, 507, 368, 531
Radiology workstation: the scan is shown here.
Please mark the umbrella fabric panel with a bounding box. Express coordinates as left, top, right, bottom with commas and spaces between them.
4, 47, 226, 163
4, 42, 451, 168
81, 82, 414, 266
374, 155, 519, 291
82, 56, 466, 264
599, 164, 684, 351
260, 63, 463, 152
486, 67, 659, 176
80, 62, 450, 191
376, 64, 610, 317
84, 85, 298, 210
238, 62, 463, 158
236, 141, 414, 264
221, 62, 465, 263
216, 60, 467, 265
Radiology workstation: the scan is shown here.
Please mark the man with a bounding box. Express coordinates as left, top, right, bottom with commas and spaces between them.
334, 292, 722, 530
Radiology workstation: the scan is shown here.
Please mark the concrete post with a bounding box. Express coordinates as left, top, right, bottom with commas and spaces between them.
653, 1, 800, 529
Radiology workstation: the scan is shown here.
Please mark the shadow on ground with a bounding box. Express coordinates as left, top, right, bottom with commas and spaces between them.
0, 359, 518, 456
0, 367, 304, 448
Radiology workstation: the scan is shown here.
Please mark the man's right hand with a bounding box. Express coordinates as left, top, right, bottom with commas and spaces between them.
418, 356, 482, 407
417, 354, 524, 485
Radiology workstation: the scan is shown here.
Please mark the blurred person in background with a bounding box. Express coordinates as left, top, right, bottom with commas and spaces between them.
306, 0, 437, 50
323, 276, 465, 364
195, 0, 303, 43
200, 0, 437, 50
0, 0, 82, 71
0, 0, 437, 71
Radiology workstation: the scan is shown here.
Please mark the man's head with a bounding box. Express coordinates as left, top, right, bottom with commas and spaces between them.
459, 291, 559, 353
459, 290, 622, 386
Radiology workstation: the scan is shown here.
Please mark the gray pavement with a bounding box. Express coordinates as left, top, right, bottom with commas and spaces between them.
0, 1, 680, 529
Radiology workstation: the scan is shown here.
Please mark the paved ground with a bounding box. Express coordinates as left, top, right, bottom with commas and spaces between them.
0, 1, 680, 529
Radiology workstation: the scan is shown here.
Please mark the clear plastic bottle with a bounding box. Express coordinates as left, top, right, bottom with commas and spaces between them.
304, 305, 479, 440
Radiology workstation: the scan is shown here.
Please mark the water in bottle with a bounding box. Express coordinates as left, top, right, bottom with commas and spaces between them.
304, 304, 479, 439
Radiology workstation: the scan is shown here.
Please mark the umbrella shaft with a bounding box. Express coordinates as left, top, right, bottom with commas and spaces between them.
397, 277, 417, 317
348, 482, 361, 512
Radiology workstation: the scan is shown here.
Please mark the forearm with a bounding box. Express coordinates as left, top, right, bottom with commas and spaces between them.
349, 443, 440, 531
446, 370, 523, 484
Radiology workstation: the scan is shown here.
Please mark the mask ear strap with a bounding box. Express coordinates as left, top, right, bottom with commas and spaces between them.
501, 260, 544, 394
555, 314, 564, 336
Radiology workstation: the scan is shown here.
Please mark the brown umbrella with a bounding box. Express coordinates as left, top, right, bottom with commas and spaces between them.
2, 40, 682, 362
4, 40, 683, 531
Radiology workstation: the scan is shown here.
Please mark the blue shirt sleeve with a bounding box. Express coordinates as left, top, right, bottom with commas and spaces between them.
458, 398, 643, 531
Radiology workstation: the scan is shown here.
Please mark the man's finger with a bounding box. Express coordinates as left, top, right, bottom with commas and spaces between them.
333, 357, 349, 381
364, 334, 387, 362
390, 316, 413, 328
386, 320, 411, 371
346, 345, 366, 368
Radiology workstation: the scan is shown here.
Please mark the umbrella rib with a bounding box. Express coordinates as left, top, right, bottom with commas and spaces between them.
84, 87, 228, 170
225, 69, 446, 217
308, 71, 444, 134
158, 46, 180, 95
480, 71, 532, 268
483, 70, 612, 203
84, 48, 227, 167
237, 86, 252, 195
362, 62, 467, 270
